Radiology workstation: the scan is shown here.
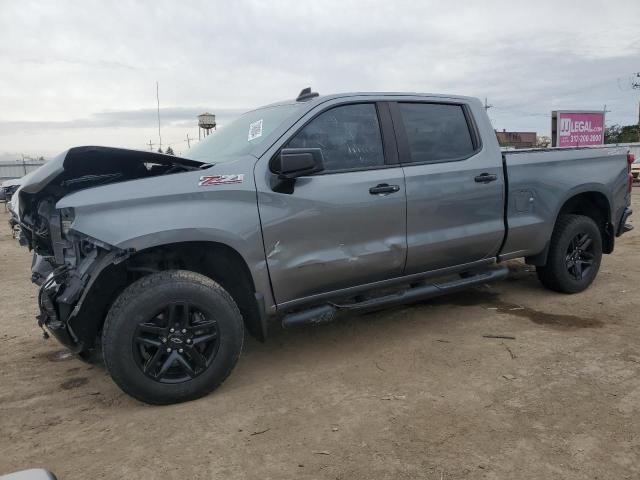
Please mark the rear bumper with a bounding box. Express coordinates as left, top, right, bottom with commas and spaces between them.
617, 207, 633, 236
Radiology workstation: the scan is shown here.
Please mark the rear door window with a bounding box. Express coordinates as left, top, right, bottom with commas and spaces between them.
397, 103, 476, 164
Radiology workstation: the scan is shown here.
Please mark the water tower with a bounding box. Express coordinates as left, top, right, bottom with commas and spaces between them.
198, 112, 216, 140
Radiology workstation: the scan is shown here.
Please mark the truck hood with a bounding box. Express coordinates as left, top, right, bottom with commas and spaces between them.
17, 146, 208, 256
20, 146, 206, 196
1, 177, 22, 188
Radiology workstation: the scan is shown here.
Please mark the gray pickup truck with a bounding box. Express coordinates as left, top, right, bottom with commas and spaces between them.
17, 89, 634, 404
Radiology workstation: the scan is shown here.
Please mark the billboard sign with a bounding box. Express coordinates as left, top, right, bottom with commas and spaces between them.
552, 110, 605, 147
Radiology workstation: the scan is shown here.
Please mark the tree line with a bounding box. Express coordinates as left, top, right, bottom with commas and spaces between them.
605, 124, 640, 144
157, 146, 175, 155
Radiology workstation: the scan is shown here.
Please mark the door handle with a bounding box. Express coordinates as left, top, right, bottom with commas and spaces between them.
474, 173, 498, 183
369, 183, 400, 195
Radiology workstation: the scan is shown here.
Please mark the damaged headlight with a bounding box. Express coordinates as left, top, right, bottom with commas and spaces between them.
60, 207, 75, 237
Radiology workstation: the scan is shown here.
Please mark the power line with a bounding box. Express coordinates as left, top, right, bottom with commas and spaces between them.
165, 138, 194, 147
490, 71, 640, 119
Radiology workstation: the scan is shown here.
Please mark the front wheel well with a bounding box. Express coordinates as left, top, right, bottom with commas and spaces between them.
71, 241, 266, 350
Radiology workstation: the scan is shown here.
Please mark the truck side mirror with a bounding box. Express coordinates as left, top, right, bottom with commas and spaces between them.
272, 148, 324, 180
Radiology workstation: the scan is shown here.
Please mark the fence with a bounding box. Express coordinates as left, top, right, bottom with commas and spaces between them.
0, 160, 46, 181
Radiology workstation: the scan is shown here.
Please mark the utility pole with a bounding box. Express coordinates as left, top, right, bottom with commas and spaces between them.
156, 81, 162, 152
147, 140, 154, 151
633, 73, 640, 142
20, 154, 27, 175
186, 133, 191, 149
602, 104, 611, 143
483, 97, 493, 111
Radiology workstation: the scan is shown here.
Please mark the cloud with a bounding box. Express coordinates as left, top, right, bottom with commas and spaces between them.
0, 0, 639, 156
0, 107, 246, 131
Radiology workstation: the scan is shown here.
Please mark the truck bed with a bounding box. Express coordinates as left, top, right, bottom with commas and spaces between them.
500, 146, 630, 261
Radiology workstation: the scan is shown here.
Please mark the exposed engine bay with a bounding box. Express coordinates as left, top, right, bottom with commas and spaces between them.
20, 146, 205, 257
17, 146, 206, 352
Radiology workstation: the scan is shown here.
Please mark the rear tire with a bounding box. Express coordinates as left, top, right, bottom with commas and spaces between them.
536, 214, 602, 294
102, 270, 243, 405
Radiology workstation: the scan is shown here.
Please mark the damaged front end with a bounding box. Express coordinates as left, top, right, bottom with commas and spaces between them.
30, 224, 125, 352
19, 146, 205, 352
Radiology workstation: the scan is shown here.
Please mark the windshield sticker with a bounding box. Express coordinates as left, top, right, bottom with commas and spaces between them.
198, 174, 244, 186
247, 119, 263, 141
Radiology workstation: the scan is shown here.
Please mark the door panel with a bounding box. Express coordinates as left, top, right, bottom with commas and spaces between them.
403, 161, 504, 273
257, 102, 407, 305
258, 168, 407, 304
391, 101, 505, 274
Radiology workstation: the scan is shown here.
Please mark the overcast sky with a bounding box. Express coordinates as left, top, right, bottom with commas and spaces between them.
1, 0, 639, 160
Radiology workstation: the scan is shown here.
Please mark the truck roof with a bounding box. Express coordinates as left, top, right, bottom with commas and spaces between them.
255, 90, 480, 112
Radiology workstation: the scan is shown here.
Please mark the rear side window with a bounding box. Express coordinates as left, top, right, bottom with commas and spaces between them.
287, 103, 385, 173
398, 103, 475, 164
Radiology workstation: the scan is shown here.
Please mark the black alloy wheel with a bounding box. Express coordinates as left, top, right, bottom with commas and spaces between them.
133, 302, 219, 383
102, 270, 244, 405
564, 232, 596, 281
536, 214, 603, 294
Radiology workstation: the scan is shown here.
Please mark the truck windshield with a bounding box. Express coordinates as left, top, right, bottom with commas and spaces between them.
185, 104, 303, 163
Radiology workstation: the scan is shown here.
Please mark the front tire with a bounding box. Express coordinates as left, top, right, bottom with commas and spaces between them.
536, 214, 602, 294
102, 270, 243, 405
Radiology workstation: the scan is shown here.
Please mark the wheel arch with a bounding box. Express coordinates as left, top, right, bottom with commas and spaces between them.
526, 189, 613, 266
556, 190, 613, 253
69, 240, 269, 352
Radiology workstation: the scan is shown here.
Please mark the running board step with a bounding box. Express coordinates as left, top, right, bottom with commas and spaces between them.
281, 266, 509, 328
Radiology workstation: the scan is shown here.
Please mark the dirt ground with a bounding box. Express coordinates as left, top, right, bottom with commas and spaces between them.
1, 194, 639, 480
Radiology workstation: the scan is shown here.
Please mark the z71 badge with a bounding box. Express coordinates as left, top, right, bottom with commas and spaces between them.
198, 174, 244, 186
